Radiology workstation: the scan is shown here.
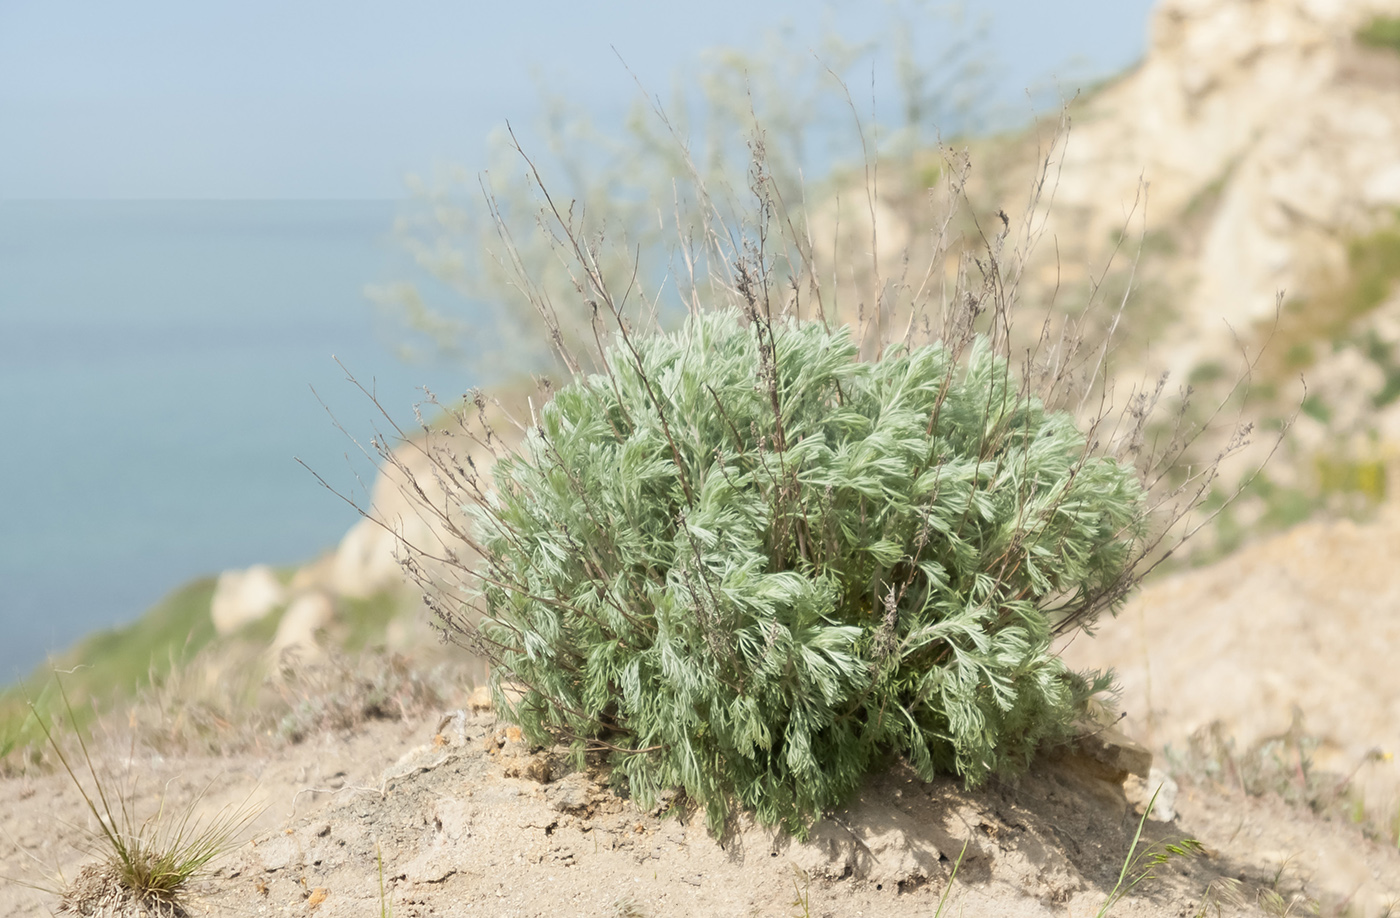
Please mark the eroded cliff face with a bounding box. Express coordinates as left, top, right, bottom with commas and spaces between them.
811, 0, 1400, 513
981, 0, 1400, 553
1035, 0, 1400, 833
1052, 0, 1400, 334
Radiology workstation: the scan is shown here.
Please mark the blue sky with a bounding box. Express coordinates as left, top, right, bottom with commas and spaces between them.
0, 1, 1156, 200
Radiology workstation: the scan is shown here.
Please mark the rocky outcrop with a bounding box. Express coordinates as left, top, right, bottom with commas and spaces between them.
208, 400, 524, 659
209, 564, 286, 635
270, 591, 336, 662
1050, 0, 1400, 344
991, 0, 1400, 550
210, 564, 340, 662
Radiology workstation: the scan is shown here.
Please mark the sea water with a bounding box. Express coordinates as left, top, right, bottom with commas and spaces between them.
0, 200, 478, 682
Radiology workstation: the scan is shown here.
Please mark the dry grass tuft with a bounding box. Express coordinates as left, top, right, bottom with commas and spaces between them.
32, 679, 261, 918
60, 860, 187, 917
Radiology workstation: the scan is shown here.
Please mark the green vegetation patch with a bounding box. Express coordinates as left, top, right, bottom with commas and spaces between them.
1300, 394, 1332, 423
1315, 451, 1387, 503
1347, 223, 1400, 315
1, 576, 217, 766
1358, 16, 1400, 54
337, 589, 412, 652
1257, 218, 1400, 383
1200, 449, 1391, 564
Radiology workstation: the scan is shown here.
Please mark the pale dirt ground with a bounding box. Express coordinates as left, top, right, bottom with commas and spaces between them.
1060, 503, 1400, 854
3, 697, 1400, 918
9, 503, 1400, 917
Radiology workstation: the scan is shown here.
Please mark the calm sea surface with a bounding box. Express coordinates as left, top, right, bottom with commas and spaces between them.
0, 200, 477, 682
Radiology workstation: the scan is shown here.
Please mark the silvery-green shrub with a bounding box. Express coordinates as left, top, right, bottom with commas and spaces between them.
474, 309, 1141, 835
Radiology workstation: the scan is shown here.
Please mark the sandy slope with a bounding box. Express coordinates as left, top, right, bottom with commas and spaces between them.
4, 695, 1399, 918
1060, 504, 1400, 835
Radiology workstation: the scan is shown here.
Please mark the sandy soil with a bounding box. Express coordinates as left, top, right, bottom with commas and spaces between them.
4, 698, 1399, 918
10, 504, 1400, 917
1060, 504, 1400, 849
